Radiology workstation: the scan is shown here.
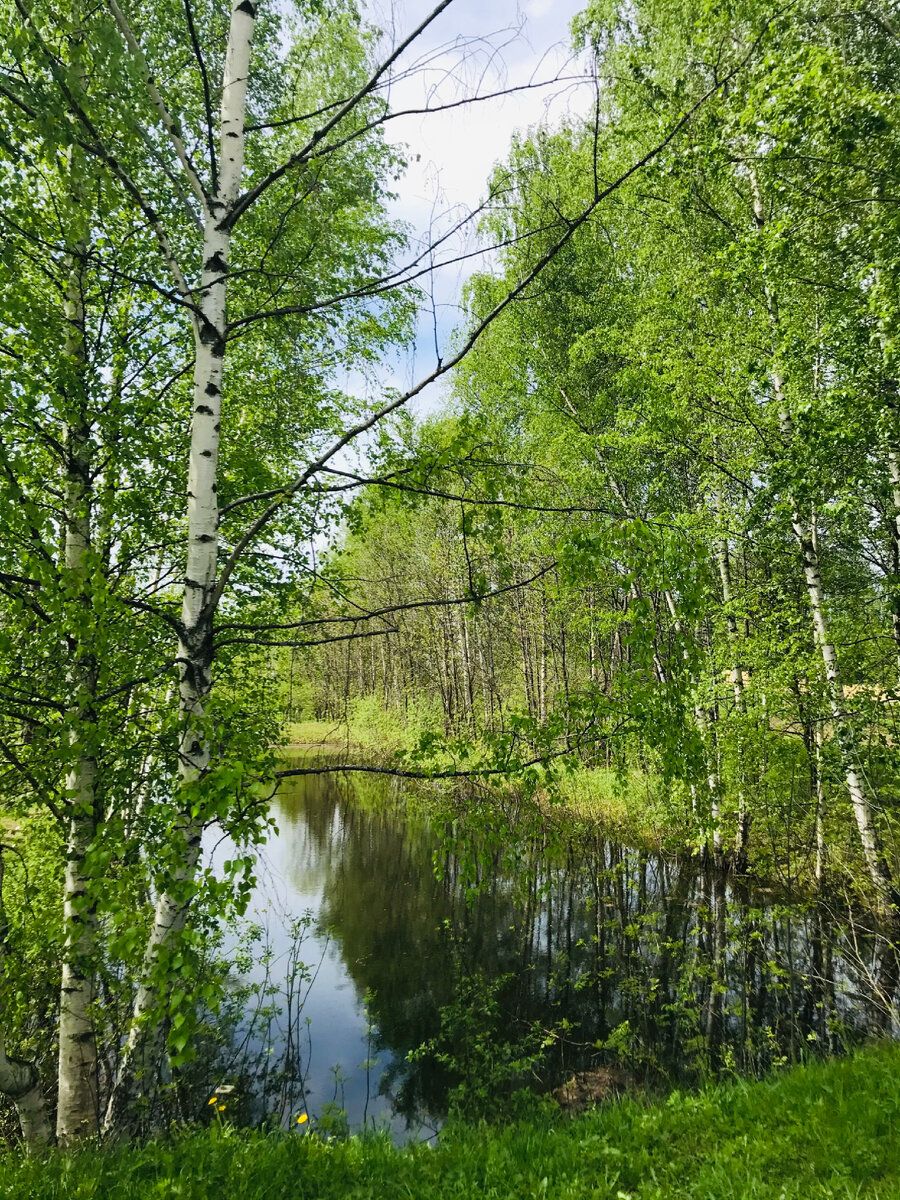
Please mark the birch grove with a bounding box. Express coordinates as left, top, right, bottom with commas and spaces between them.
294, 0, 900, 910
0, 0, 706, 1144
0, 0, 897, 1149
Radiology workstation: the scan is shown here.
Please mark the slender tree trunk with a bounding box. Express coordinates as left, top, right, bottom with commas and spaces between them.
516, 590, 535, 718
56, 132, 100, 1143
104, 0, 258, 1135
558, 609, 570, 708
0, 860, 52, 1145
704, 870, 727, 1064
588, 592, 598, 685
814, 720, 827, 889
886, 444, 900, 684
749, 165, 893, 908
474, 617, 492, 728
779, 380, 890, 902
441, 613, 455, 729
538, 601, 548, 724
692, 702, 724, 868
786, 484, 891, 903
456, 606, 475, 730
0, 1030, 51, 1147
715, 502, 750, 872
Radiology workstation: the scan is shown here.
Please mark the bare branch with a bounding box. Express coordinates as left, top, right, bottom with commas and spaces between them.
219, 627, 398, 650
106, 0, 210, 213
213, 41, 767, 607
318, 466, 619, 517
228, 0, 456, 226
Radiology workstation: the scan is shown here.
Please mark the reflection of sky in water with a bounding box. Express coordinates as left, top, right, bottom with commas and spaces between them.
202, 773, 900, 1140
204, 787, 413, 1138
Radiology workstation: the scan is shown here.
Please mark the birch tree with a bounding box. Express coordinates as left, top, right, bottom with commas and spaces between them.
0, 0, 721, 1144
298, 0, 900, 911
0, 0, 438, 1141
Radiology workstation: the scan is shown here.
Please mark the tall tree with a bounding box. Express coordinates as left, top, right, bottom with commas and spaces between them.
0, 0, 709, 1143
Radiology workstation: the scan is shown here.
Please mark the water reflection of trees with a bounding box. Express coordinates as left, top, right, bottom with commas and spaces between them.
273, 775, 899, 1127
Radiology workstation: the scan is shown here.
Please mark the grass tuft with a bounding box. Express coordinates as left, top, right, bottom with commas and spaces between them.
5, 1044, 900, 1198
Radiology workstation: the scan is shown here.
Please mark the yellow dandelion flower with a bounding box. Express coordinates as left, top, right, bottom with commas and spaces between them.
297, 1113, 308, 1124
218, 1104, 226, 1112
208, 1097, 217, 1105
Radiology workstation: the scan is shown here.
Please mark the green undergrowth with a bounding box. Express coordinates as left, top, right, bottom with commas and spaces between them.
284, 698, 442, 756
542, 763, 675, 850
283, 718, 361, 749
8, 1043, 900, 1199
281, 718, 670, 841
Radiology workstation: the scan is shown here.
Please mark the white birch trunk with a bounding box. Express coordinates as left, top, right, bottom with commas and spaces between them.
104, 0, 257, 1135
56, 144, 100, 1143
0, 872, 52, 1145
57, 790, 99, 1144
887, 447, 900, 683
460, 610, 475, 728
776, 387, 892, 906
749, 164, 893, 907
538, 610, 547, 725
814, 720, 827, 888
715, 506, 749, 871
0, 1030, 52, 1146
588, 595, 598, 685
474, 618, 492, 727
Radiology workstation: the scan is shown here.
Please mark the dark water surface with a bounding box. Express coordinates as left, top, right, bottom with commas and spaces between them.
205, 770, 899, 1138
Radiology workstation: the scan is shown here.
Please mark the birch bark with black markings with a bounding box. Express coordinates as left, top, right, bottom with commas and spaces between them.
104, 0, 258, 1134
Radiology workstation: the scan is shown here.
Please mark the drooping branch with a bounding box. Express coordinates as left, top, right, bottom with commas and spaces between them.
318, 466, 620, 517
215, 562, 559, 643
273, 724, 619, 782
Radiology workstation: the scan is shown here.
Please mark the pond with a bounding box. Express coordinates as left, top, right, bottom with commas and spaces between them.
204, 766, 899, 1139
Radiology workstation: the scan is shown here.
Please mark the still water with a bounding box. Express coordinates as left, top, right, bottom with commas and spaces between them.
204, 768, 899, 1137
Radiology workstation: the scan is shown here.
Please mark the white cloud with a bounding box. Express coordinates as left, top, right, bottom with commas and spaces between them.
359, 0, 594, 407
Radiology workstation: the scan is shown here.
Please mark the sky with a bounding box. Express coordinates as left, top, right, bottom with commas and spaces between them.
355, 0, 595, 410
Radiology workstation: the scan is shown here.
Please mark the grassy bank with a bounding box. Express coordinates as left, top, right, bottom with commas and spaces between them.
284, 717, 678, 848
281, 717, 863, 886
5, 1044, 900, 1198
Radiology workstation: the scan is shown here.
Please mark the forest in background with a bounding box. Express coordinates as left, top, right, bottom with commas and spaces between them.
290, 0, 900, 907
1, 0, 899, 1159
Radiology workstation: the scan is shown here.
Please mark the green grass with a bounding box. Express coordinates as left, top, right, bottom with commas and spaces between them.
7, 1044, 900, 1198
283, 718, 357, 747
544, 763, 677, 850
284, 698, 443, 758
